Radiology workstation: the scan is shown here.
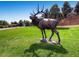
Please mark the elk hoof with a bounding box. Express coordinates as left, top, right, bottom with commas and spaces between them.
57, 42, 61, 45
40, 38, 47, 43
49, 39, 52, 42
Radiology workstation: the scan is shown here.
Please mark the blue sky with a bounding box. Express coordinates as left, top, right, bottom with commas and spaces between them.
0, 1, 77, 23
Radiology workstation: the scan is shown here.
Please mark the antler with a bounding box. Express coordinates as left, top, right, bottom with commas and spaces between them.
33, 10, 35, 15
37, 4, 39, 13
31, 4, 45, 16
34, 4, 40, 16
41, 5, 44, 12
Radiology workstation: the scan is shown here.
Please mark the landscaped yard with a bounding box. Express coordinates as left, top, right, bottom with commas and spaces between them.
0, 26, 79, 57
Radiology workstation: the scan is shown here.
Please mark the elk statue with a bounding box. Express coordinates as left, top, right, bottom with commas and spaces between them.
30, 6, 62, 45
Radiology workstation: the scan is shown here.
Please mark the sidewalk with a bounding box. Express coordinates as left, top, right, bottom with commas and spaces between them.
0, 25, 79, 31
58, 25, 79, 28
0, 27, 16, 30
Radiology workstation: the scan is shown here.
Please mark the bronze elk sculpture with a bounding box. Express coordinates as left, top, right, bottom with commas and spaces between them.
30, 6, 62, 45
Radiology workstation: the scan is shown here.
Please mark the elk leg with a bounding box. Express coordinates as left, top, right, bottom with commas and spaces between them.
54, 30, 61, 44
44, 30, 47, 38
41, 30, 44, 39
49, 31, 54, 42
40, 29, 47, 42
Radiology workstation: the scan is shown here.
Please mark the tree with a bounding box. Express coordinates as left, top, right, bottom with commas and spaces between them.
75, 2, 79, 15
3, 21, 9, 25
11, 21, 18, 24
10, 21, 18, 27
0, 20, 3, 25
0, 20, 9, 25
62, 1, 72, 18
18, 20, 24, 26
50, 4, 60, 18
24, 20, 31, 26
0, 20, 9, 28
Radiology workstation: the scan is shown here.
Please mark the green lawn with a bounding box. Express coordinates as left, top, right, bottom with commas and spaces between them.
0, 26, 79, 57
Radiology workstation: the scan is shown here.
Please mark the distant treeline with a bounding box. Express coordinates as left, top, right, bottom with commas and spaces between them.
0, 1, 79, 28
43, 1, 79, 19
0, 20, 32, 28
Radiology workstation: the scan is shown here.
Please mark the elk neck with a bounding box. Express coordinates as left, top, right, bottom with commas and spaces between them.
32, 18, 42, 26
56, 18, 62, 23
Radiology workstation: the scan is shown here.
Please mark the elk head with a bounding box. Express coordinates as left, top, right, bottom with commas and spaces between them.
30, 5, 45, 21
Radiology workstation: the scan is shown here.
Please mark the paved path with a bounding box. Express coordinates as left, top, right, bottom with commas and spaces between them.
0, 27, 16, 30
0, 25, 79, 31
58, 25, 79, 28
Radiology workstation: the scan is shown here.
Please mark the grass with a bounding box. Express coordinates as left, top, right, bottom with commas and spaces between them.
0, 26, 79, 57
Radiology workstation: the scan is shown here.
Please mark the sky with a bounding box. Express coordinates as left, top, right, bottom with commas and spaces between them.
0, 1, 77, 23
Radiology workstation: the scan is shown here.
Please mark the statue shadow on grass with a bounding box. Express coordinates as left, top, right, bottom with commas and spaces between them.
24, 42, 68, 57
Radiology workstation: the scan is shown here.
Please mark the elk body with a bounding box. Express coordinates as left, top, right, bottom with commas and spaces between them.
30, 6, 61, 44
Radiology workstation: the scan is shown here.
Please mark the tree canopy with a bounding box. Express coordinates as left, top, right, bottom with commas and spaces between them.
50, 4, 60, 18
75, 2, 79, 15
62, 1, 72, 18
